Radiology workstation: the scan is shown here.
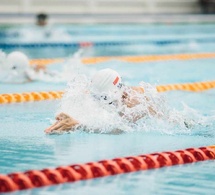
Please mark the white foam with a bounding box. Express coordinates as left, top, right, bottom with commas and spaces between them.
0, 49, 88, 83
53, 72, 215, 135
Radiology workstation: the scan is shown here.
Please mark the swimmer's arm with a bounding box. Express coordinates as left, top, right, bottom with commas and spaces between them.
119, 110, 147, 123
108, 129, 124, 135
132, 86, 159, 116
32, 64, 46, 72
45, 112, 79, 134
123, 86, 146, 108
45, 113, 124, 135
122, 86, 158, 121
131, 86, 145, 94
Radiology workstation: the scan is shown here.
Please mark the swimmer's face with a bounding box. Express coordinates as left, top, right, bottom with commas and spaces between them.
93, 94, 114, 105
37, 19, 47, 26
92, 86, 124, 105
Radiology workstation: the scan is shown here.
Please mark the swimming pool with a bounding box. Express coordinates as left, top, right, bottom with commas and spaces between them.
1, 23, 215, 58
0, 23, 215, 194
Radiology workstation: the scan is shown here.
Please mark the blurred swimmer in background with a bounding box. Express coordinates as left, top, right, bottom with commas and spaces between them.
33, 12, 71, 41
0, 51, 41, 83
45, 68, 179, 134
4, 12, 73, 42
0, 49, 85, 83
36, 13, 48, 27
6, 13, 71, 41
34, 13, 52, 38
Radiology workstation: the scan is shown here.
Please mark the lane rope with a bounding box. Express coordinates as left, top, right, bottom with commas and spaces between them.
1, 37, 215, 49
30, 53, 215, 66
0, 146, 214, 193
156, 80, 215, 92
0, 91, 64, 104
0, 80, 215, 104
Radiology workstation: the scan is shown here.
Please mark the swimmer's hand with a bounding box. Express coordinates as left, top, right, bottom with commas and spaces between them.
44, 112, 79, 134
33, 64, 46, 72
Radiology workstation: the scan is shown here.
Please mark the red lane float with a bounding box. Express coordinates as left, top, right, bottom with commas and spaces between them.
0, 146, 214, 193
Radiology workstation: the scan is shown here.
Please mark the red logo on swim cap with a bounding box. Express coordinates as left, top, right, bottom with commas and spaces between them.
113, 76, 119, 85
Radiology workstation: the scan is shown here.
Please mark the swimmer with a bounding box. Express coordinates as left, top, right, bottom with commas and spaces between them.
45, 68, 159, 134
36, 13, 48, 27
0, 51, 69, 83
0, 51, 50, 83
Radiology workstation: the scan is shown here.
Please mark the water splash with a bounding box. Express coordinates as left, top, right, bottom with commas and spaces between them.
0, 50, 6, 65
56, 73, 215, 135
58, 74, 126, 134
0, 49, 88, 83
0, 51, 9, 81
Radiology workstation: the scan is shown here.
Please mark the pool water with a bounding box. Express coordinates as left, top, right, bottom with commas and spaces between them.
1, 23, 215, 58
0, 24, 215, 195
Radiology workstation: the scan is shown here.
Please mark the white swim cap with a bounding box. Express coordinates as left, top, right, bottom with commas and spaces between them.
91, 68, 122, 94
6, 51, 29, 72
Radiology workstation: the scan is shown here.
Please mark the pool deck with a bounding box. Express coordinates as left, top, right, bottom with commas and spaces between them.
0, 14, 215, 24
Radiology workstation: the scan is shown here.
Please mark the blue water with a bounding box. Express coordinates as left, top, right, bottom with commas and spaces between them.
0, 24, 215, 195
1, 58, 215, 93
1, 23, 215, 58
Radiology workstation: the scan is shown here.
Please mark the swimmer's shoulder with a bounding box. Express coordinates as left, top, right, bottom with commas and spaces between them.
130, 86, 145, 93
121, 86, 144, 100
